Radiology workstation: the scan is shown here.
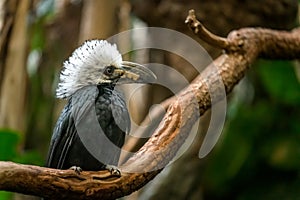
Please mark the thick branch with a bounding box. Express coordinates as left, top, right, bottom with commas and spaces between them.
1, 10, 300, 200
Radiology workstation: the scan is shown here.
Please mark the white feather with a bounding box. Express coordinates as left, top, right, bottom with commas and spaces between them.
56, 40, 122, 99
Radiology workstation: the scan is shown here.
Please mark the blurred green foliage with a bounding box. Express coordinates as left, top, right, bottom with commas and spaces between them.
0, 129, 19, 161
0, 129, 43, 200
203, 60, 300, 199
258, 61, 300, 105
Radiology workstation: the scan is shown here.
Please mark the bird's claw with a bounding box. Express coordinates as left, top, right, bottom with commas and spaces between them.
105, 165, 121, 176
69, 166, 82, 174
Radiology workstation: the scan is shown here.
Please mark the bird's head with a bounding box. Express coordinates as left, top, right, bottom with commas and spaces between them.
56, 40, 156, 98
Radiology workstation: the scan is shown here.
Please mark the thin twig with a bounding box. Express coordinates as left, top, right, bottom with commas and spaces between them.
185, 9, 231, 50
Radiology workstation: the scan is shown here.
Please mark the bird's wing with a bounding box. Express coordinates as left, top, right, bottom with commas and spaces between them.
46, 86, 100, 169
46, 101, 77, 168
47, 86, 101, 168
47, 86, 128, 168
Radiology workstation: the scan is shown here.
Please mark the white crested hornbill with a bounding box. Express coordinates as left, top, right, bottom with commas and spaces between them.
46, 40, 156, 175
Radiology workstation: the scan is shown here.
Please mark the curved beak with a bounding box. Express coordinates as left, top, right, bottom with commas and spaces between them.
117, 61, 157, 84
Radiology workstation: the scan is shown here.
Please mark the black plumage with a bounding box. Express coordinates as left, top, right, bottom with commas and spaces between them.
46, 40, 156, 174
46, 84, 129, 171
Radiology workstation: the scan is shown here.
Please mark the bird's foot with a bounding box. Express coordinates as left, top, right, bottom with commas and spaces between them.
105, 164, 121, 176
69, 166, 82, 174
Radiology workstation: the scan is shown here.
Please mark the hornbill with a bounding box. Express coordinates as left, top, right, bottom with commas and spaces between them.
46, 40, 156, 174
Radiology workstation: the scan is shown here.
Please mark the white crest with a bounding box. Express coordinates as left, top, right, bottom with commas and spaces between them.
56, 40, 122, 99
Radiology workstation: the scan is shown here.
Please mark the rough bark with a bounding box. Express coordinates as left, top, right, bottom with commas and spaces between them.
1, 10, 300, 200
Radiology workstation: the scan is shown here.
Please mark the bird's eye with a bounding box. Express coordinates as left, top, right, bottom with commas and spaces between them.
104, 66, 115, 76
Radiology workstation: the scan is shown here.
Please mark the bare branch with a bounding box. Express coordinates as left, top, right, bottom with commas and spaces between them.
185, 9, 230, 50
1, 9, 300, 200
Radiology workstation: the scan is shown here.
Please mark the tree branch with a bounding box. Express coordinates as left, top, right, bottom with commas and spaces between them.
185, 10, 230, 50
1, 9, 300, 199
